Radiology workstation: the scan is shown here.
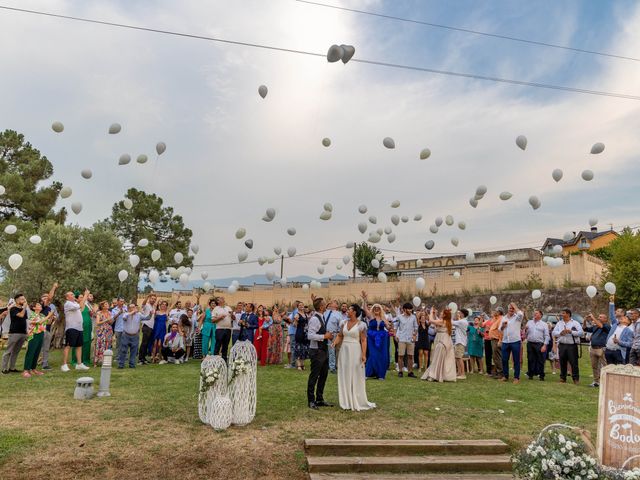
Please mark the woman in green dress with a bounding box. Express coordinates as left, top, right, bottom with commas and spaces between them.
467, 316, 484, 374
23, 302, 51, 378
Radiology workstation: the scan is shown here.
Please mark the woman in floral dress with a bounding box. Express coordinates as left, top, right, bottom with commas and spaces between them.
23, 302, 51, 378
267, 306, 284, 365
94, 301, 113, 367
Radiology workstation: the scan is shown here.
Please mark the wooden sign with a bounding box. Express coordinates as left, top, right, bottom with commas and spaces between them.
597, 364, 640, 469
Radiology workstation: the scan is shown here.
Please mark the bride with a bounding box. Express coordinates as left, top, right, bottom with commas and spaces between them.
421, 307, 457, 382
333, 304, 376, 411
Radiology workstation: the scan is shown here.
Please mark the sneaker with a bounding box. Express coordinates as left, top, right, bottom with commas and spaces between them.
75, 363, 89, 371
395, 363, 399, 372
456, 375, 467, 380
61, 364, 70, 372
42, 365, 52, 371
158, 360, 167, 365
513, 379, 520, 384
403, 367, 408, 373
22, 371, 31, 378
589, 382, 599, 387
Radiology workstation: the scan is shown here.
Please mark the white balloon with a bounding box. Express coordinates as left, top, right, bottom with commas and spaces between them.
317, 267, 325, 275
0, 185, 4, 196
425, 240, 435, 250
340, 44, 355, 63
515, 135, 527, 151
81, 169, 92, 179
191, 244, 199, 254
71, 202, 82, 214
136, 154, 148, 164
499, 192, 513, 201
342, 255, 351, 265
179, 273, 189, 287
391, 215, 400, 226
231, 280, 239, 287
228, 284, 238, 294
586, 285, 597, 298
327, 44, 344, 62
266, 270, 276, 281
435, 217, 443, 227
590, 142, 605, 154
271, 247, 281, 257
244, 239, 254, 249
321, 258, 329, 265
383, 137, 395, 149
453, 271, 461, 279
4, 224, 16, 235
391, 200, 400, 208
604, 282, 616, 295
367, 216, 377, 225
184, 267, 192, 275
266, 208, 276, 220
428, 224, 439, 234
384, 226, 393, 235
371, 259, 380, 269
118, 270, 128, 282
156, 142, 167, 155
532, 289, 542, 300
377, 272, 387, 283
458, 221, 466, 230
528, 196, 541, 210
237, 250, 248, 263
445, 215, 454, 226
108, 123, 121, 134
475, 185, 487, 197
322, 137, 331, 147
51, 121, 64, 133
60, 186, 72, 198
358, 205, 368, 214
203, 281, 212, 291
469, 197, 478, 208
414, 214, 422, 222
489, 296, 497, 305
8, 253, 22, 270
319, 211, 332, 221
123, 199, 133, 210
416, 277, 425, 290
563, 232, 575, 242
497, 255, 506, 264
358, 222, 367, 234
552, 169, 563, 182
552, 245, 563, 255
554, 257, 565, 267
137, 238, 149, 247
346, 241, 354, 249
401, 216, 409, 223
29, 234, 42, 245
465, 252, 475, 262
388, 260, 397, 269
323, 202, 333, 212
416, 259, 423, 268
413, 296, 421, 308
448, 302, 458, 313
287, 247, 296, 257
387, 233, 396, 243
419, 148, 431, 160
167, 267, 178, 279
588, 218, 598, 227
258, 85, 268, 98
129, 254, 140, 268
235, 228, 246, 239
280, 277, 287, 287
151, 249, 161, 261
174, 252, 184, 264
287, 227, 297, 236
148, 270, 160, 283
257, 256, 266, 266
201, 271, 209, 280
451, 237, 459, 247
118, 154, 131, 166
581, 170, 594, 181
368, 233, 381, 243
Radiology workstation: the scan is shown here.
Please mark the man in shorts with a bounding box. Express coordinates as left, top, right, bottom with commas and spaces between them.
452, 309, 470, 380
394, 302, 418, 378
61, 290, 90, 372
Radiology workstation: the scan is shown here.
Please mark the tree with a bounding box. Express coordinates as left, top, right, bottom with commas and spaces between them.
604, 228, 640, 308
106, 188, 193, 292
354, 242, 384, 278
0, 130, 65, 223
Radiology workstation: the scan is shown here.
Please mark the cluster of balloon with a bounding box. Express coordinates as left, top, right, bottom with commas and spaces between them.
326, 44, 355, 64
470, 185, 487, 208
258, 85, 268, 99
383, 137, 395, 149
586, 285, 597, 298
319, 203, 332, 221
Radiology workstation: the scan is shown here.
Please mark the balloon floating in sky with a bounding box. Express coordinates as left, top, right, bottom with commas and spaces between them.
581, 170, 594, 181
191, 244, 199, 255
136, 154, 148, 164
317, 267, 325, 275
71, 202, 82, 214
322, 138, 331, 147
604, 282, 616, 295
451, 237, 459, 247
528, 196, 541, 210
453, 271, 461, 279
469, 198, 478, 208
174, 252, 184, 264
244, 239, 254, 249
235, 228, 246, 239
342, 255, 351, 265
29, 235, 42, 245
489, 296, 497, 305
401, 216, 409, 223
465, 252, 475, 262
321, 258, 329, 265
551, 169, 563, 183
414, 214, 422, 222
265, 208, 276, 220
51, 121, 64, 133
368, 216, 377, 224
237, 250, 248, 263
416, 277, 425, 290
388, 260, 397, 269
108, 123, 121, 134
148, 270, 160, 283
358, 205, 367, 214
590, 142, 605, 154
371, 259, 380, 269
200, 271, 208, 280
287, 247, 296, 258
4, 224, 17, 235
340, 44, 355, 63
499, 192, 513, 201
326, 44, 344, 63
384, 226, 392, 235
123, 199, 133, 210
515, 135, 527, 151
368, 233, 381, 243
59, 186, 72, 199
377, 272, 387, 283
445, 215, 454, 226
319, 211, 332, 221
287, 227, 296, 236
274, 246, 282, 256
413, 296, 421, 308
387, 233, 396, 243
391, 200, 400, 208
383, 137, 395, 149
563, 232, 574, 242
81, 169, 92, 179
498, 255, 506, 264
429, 224, 438, 234
138, 238, 149, 247
258, 85, 268, 98
118, 270, 128, 283
586, 285, 597, 298
346, 241, 354, 249
156, 142, 166, 155
129, 254, 140, 268
358, 222, 367, 234
257, 257, 266, 266
425, 240, 435, 250
458, 221, 466, 230
475, 185, 487, 197
419, 148, 431, 160
435, 217, 443, 227
552, 245, 563, 255
391, 215, 400, 226
8, 253, 22, 271
589, 218, 598, 227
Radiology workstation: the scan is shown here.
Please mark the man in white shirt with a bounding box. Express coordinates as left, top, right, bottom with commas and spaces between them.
168, 300, 185, 331
452, 309, 470, 380
499, 302, 524, 384
394, 302, 418, 378
552, 308, 583, 384
211, 297, 233, 362
61, 290, 90, 372
525, 310, 550, 381
231, 302, 244, 345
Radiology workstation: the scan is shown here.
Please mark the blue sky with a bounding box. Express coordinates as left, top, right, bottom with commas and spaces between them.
0, 0, 638, 281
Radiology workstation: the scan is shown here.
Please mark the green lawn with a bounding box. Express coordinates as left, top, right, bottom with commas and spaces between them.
0, 347, 599, 479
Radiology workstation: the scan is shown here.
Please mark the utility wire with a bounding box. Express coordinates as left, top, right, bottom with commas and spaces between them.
296, 0, 640, 63
1, 5, 639, 100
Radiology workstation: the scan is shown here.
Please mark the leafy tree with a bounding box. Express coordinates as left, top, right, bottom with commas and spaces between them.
354, 242, 384, 278
0, 221, 129, 302
604, 228, 640, 308
106, 188, 193, 290
0, 130, 65, 223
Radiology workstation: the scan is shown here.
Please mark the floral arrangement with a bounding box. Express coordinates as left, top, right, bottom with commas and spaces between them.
199, 366, 221, 398
514, 426, 640, 479
228, 358, 249, 382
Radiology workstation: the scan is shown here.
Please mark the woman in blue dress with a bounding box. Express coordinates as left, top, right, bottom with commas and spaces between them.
152, 300, 169, 363
362, 292, 392, 380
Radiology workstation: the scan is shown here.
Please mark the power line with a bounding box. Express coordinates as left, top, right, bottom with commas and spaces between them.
1, 5, 639, 100
193, 245, 344, 268
296, 0, 640, 63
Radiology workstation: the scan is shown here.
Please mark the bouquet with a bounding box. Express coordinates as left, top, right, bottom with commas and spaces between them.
228, 358, 249, 382
199, 366, 221, 397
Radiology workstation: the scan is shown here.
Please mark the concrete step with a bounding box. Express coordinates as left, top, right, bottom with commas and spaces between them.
304, 439, 509, 457
306, 455, 512, 474
309, 474, 513, 480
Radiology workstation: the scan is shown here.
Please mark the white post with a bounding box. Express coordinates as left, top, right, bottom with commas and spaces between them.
97, 349, 113, 397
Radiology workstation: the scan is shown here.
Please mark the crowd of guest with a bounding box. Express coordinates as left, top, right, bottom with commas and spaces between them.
1, 284, 638, 390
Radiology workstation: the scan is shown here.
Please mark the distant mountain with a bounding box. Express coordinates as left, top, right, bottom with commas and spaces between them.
139, 273, 350, 292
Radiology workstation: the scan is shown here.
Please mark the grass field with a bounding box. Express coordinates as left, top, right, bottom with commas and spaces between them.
0, 348, 599, 480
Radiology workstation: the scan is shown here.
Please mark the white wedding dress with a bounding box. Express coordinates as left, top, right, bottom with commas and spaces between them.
337, 320, 376, 411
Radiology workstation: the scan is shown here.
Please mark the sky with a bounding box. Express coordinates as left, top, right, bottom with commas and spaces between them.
0, 0, 639, 282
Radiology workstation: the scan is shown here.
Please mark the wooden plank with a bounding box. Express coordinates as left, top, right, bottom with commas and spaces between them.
306, 455, 512, 474
304, 439, 509, 456
309, 474, 514, 480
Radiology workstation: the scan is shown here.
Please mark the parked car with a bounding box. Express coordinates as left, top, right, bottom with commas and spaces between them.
541, 312, 588, 343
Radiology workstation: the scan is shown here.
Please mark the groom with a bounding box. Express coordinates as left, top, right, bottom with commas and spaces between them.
307, 297, 334, 409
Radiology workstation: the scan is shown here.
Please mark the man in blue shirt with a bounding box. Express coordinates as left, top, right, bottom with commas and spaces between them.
111, 298, 127, 351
